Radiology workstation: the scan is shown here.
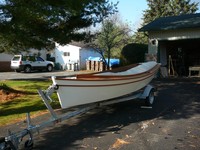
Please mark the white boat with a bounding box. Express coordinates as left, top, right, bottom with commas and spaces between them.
0, 61, 160, 149
51, 61, 160, 109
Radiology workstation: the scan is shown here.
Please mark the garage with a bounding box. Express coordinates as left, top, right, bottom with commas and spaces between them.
140, 13, 200, 77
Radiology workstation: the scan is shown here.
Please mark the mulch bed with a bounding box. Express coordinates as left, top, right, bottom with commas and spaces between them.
0, 86, 23, 102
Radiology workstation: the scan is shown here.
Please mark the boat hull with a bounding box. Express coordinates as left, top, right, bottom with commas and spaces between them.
53, 63, 160, 108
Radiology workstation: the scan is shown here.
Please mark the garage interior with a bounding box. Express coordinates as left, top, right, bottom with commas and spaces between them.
159, 39, 200, 77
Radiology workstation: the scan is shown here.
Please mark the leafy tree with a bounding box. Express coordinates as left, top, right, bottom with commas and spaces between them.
91, 15, 132, 69
0, 0, 118, 53
134, 0, 199, 44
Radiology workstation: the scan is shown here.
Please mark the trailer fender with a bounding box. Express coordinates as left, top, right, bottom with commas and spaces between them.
140, 85, 156, 106
140, 85, 155, 99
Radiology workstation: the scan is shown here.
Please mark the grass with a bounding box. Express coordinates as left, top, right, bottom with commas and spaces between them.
0, 80, 60, 126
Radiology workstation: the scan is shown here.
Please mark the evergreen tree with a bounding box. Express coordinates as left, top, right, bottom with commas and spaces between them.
143, 0, 198, 24
0, 0, 118, 53
134, 0, 198, 44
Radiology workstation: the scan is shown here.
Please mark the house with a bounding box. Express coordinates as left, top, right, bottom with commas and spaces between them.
0, 42, 101, 72
139, 13, 200, 77
54, 42, 102, 70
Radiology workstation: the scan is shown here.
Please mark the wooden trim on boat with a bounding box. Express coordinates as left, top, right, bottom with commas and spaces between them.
77, 64, 159, 79
57, 72, 154, 87
55, 64, 160, 81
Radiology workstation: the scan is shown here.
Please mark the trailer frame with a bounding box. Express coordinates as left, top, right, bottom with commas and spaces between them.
0, 83, 155, 150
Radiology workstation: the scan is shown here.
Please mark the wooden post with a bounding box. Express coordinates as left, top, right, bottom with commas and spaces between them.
86, 60, 91, 70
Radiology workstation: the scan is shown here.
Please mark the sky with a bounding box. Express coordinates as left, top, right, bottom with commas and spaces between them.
110, 0, 200, 32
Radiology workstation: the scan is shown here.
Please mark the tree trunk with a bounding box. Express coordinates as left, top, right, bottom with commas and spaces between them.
107, 48, 111, 70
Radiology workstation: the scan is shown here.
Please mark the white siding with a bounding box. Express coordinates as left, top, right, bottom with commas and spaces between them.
55, 44, 80, 70
55, 44, 102, 70
149, 28, 200, 41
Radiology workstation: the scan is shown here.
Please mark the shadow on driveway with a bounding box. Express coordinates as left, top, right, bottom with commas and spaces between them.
30, 78, 200, 150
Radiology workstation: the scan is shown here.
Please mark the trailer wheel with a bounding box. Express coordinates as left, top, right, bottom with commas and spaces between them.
24, 139, 33, 150
145, 89, 155, 106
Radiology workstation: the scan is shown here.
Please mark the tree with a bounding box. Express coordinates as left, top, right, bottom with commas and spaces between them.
121, 43, 148, 65
0, 0, 118, 53
91, 15, 132, 69
143, 0, 198, 24
134, 0, 199, 44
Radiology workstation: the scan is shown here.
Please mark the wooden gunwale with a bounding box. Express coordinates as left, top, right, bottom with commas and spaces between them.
56, 71, 155, 87
55, 64, 160, 81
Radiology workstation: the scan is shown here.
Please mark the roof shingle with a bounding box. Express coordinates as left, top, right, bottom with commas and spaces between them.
139, 13, 200, 32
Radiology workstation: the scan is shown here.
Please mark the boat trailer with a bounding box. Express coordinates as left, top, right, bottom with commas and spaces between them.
0, 83, 155, 150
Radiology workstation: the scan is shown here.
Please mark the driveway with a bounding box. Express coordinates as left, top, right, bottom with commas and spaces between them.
1, 78, 200, 150
0, 70, 91, 80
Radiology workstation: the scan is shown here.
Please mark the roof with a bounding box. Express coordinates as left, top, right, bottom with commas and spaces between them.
139, 13, 200, 32
69, 41, 92, 48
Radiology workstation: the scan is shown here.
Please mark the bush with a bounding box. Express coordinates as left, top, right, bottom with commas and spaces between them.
120, 43, 148, 65
54, 63, 61, 70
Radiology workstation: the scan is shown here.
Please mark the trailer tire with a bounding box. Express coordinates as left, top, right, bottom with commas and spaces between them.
145, 89, 155, 106
24, 139, 33, 150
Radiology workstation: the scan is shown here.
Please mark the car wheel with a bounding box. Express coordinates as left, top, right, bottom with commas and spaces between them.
47, 65, 53, 72
24, 66, 31, 73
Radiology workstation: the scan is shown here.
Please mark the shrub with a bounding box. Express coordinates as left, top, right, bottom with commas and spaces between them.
120, 43, 148, 65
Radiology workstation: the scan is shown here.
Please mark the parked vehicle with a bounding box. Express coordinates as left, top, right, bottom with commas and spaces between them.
10, 55, 54, 73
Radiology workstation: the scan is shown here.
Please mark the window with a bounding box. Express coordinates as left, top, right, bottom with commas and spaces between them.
12, 56, 21, 61
63, 52, 70, 56
36, 57, 44, 61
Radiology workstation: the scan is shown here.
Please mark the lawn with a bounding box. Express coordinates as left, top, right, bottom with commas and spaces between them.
0, 80, 60, 126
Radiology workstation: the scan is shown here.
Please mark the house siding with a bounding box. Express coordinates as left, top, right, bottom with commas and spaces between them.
149, 28, 200, 41
55, 44, 80, 70
148, 28, 200, 55
55, 44, 101, 70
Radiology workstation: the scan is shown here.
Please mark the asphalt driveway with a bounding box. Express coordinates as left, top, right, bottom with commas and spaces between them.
0, 70, 91, 80
1, 78, 200, 150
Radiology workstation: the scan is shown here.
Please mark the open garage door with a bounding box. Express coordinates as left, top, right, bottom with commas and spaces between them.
159, 39, 200, 77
